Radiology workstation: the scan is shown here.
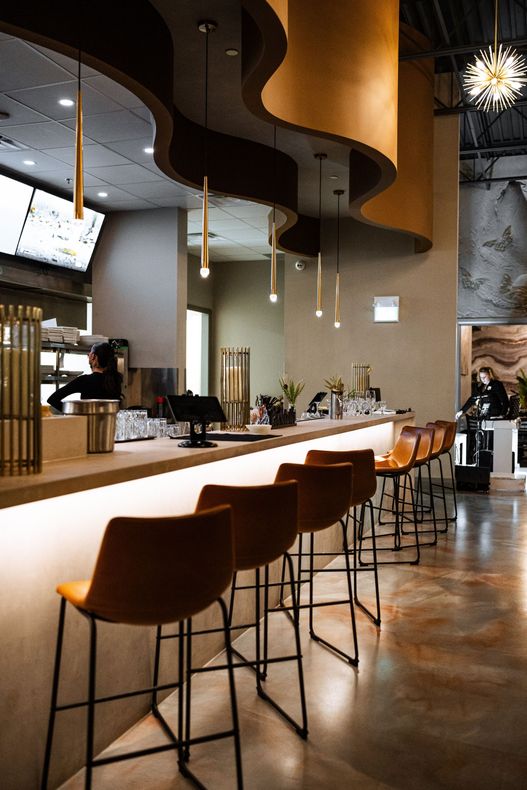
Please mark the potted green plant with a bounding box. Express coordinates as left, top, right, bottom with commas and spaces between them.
279, 376, 305, 411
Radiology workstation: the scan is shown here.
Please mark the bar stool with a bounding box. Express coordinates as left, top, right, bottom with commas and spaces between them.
274, 462, 358, 666
191, 481, 308, 739
304, 448, 381, 626
396, 426, 438, 546
434, 419, 459, 523
41, 506, 243, 790
373, 427, 421, 564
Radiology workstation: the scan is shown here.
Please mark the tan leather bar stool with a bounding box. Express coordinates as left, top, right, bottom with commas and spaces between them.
41, 506, 243, 790
373, 427, 421, 564
304, 448, 381, 626
397, 426, 438, 546
274, 462, 358, 666
434, 419, 459, 523
190, 481, 308, 739
423, 421, 450, 530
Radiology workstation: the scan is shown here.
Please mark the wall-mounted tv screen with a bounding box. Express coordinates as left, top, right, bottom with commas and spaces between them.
15, 190, 105, 272
0, 173, 33, 255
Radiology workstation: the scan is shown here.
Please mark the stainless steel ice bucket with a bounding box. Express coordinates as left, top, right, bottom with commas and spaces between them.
63, 399, 120, 453
329, 391, 343, 420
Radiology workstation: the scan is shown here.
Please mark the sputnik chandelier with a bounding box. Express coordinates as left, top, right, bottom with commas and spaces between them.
464, 0, 527, 112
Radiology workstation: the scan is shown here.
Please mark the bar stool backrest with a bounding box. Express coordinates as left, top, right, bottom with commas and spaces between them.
304, 448, 376, 506
196, 481, 298, 571
401, 425, 435, 464
434, 420, 456, 452
82, 505, 233, 626
426, 421, 447, 457
388, 428, 421, 471
275, 462, 352, 533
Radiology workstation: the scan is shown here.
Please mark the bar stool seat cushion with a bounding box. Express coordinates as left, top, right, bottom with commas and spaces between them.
56, 580, 91, 609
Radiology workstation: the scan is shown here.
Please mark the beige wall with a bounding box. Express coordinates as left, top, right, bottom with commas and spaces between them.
284, 115, 459, 426
92, 208, 187, 377
211, 257, 285, 402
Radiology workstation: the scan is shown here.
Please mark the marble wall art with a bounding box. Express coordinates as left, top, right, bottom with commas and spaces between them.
471, 324, 527, 391
459, 180, 527, 320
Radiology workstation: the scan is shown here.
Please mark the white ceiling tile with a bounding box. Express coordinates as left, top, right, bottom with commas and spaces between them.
118, 180, 188, 198
223, 203, 271, 218
130, 106, 151, 122
0, 94, 48, 126
152, 196, 202, 210
6, 81, 122, 120
42, 144, 130, 168
0, 40, 73, 91
62, 110, 151, 143
104, 138, 158, 165
32, 169, 108, 189
4, 121, 77, 149
0, 149, 75, 171
108, 198, 159, 210
83, 75, 144, 109
84, 163, 165, 185
32, 44, 100, 78
83, 185, 144, 202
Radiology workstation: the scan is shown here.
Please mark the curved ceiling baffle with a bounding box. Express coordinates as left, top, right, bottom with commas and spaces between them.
242, 0, 400, 252
358, 25, 435, 253
0, 1, 307, 256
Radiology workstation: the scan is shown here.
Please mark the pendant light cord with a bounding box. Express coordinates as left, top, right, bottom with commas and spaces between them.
204, 27, 209, 177
494, 0, 499, 57
336, 191, 340, 274
273, 124, 276, 223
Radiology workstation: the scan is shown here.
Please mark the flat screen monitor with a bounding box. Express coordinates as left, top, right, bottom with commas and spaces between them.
167, 395, 227, 424
15, 189, 105, 271
0, 173, 33, 255
166, 395, 227, 448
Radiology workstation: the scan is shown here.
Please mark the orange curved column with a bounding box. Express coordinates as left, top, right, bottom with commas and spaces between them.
359, 26, 435, 252
259, 0, 399, 191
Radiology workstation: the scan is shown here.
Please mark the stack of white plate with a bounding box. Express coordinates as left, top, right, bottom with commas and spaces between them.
77, 334, 109, 347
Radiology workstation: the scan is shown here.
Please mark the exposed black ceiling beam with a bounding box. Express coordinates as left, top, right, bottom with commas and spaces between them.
461, 141, 527, 154
400, 36, 527, 60
435, 99, 527, 114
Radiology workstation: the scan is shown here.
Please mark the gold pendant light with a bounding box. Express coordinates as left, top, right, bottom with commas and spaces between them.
464, 0, 527, 112
314, 153, 327, 317
270, 125, 278, 303
73, 47, 84, 220
198, 21, 217, 279
334, 189, 344, 329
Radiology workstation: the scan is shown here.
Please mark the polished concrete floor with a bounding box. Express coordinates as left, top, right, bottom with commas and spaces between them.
61, 490, 527, 789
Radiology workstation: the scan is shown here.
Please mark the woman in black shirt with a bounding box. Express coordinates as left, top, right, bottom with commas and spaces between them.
456, 366, 509, 420
47, 342, 122, 413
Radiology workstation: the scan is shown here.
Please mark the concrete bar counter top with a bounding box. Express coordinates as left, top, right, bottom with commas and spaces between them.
0, 413, 412, 510
0, 413, 413, 789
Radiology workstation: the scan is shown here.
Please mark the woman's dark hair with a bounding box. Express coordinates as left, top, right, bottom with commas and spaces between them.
479, 366, 496, 380
91, 342, 123, 399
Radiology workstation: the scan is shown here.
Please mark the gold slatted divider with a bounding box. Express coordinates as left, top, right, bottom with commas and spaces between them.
350, 363, 371, 395
220, 347, 250, 430
0, 305, 42, 475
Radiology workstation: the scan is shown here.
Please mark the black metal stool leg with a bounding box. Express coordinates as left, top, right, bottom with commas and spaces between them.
228, 572, 238, 626
41, 597, 67, 790
353, 500, 381, 626
447, 449, 458, 522
151, 625, 163, 713
219, 598, 244, 790
437, 455, 449, 533
84, 614, 98, 790
184, 618, 192, 763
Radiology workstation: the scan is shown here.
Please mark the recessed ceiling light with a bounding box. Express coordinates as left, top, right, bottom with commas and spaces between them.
143, 146, 154, 154
58, 98, 74, 107
329, 175, 339, 180
225, 48, 239, 56
97, 192, 108, 197
23, 159, 36, 166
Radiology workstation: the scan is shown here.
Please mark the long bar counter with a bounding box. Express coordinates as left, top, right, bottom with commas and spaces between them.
0, 413, 413, 789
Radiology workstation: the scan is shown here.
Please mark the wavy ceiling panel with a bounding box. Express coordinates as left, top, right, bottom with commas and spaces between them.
358, 25, 434, 253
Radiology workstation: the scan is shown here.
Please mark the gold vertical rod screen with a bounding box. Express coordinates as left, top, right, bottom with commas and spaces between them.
350, 363, 371, 394
0, 304, 42, 475
220, 346, 250, 429
73, 50, 84, 220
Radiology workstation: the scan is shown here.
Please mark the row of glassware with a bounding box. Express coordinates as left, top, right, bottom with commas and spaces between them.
115, 410, 189, 441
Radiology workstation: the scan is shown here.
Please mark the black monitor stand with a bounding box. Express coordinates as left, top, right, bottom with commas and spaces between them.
179, 420, 217, 448
166, 395, 227, 449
